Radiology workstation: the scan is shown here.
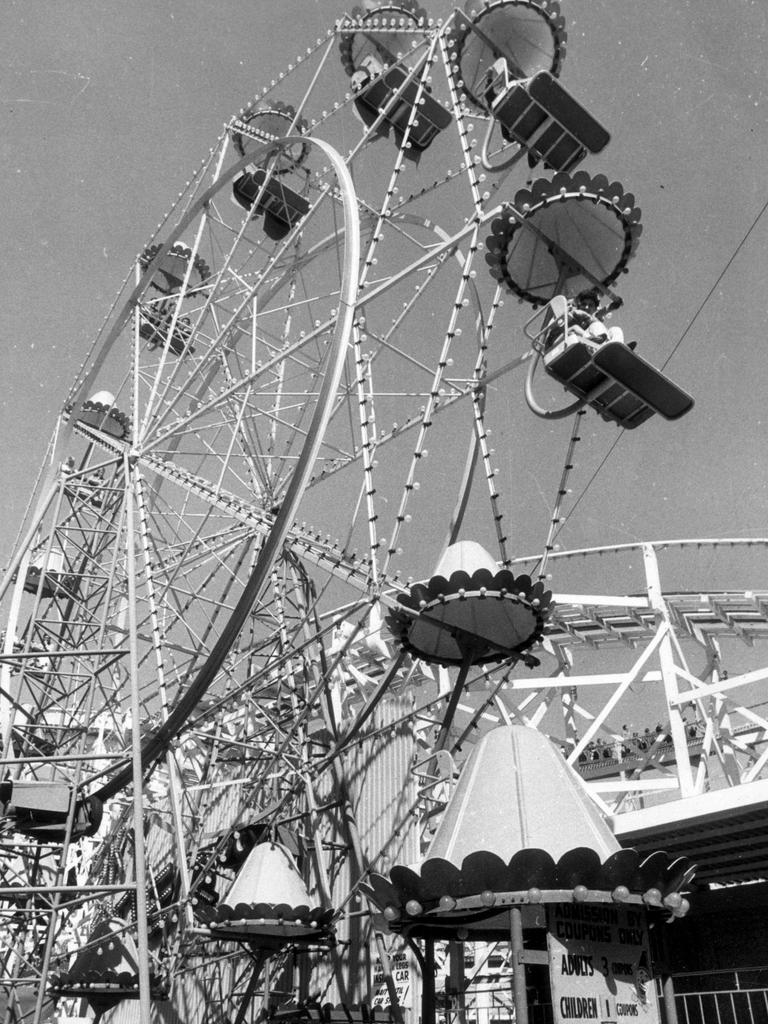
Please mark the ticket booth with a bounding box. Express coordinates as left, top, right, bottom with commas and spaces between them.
363, 727, 695, 1024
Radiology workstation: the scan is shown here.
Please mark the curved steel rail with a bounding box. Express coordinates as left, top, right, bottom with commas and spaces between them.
524, 345, 586, 419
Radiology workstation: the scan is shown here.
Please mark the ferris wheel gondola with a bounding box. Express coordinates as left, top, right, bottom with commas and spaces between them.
480, 64, 610, 173
230, 102, 314, 237
341, 4, 452, 157
447, 0, 567, 109
523, 295, 695, 426
485, 175, 694, 425
350, 57, 453, 155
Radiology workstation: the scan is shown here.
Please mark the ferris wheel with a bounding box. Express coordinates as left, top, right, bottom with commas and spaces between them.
0, 3, 703, 1023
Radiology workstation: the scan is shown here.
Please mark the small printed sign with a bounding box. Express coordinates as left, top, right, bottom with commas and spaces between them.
548, 904, 660, 1023
372, 950, 412, 1008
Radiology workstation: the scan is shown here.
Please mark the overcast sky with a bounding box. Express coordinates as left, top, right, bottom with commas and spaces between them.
2, 0, 767, 604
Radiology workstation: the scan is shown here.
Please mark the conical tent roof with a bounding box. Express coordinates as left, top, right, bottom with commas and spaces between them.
224, 841, 311, 908
100, 1002, 182, 1023
64, 917, 140, 980
432, 540, 499, 577
427, 725, 620, 865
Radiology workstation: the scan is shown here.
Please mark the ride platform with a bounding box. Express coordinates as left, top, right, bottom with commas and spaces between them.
487, 68, 610, 172
354, 64, 452, 151
545, 337, 694, 428
232, 169, 310, 239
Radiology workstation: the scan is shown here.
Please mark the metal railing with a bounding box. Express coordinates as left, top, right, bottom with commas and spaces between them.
671, 969, 768, 1024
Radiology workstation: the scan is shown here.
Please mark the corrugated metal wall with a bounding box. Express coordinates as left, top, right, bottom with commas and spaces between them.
316, 693, 422, 1010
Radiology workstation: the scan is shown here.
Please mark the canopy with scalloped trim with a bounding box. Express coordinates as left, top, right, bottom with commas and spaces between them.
362, 726, 694, 937
485, 172, 642, 305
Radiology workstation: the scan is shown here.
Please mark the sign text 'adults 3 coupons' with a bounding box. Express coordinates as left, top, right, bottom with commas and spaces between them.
547, 903, 660, 1024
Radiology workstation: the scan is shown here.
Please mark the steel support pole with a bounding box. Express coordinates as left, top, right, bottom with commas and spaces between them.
435, 647, 476, 751
642, 544, 695, 796
510, 907, 529, 1024
125, 464, 153, 1021
448, 941, 466, 1024
662, 974, 680, 1024
657, 922, 680, 1024
422, 938, 436, 1024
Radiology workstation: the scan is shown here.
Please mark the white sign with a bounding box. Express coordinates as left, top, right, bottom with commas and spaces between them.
548, 904, 660, 1023
372, 950, 412, 1008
